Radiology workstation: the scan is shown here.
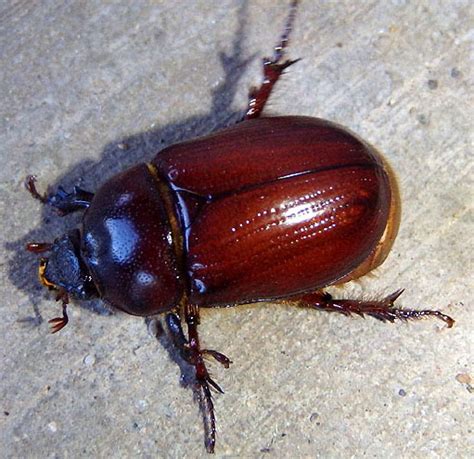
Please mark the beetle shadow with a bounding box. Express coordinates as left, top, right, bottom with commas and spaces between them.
5, 1, 254, 327
6, 3, 253, 442
146, 318, 196, 387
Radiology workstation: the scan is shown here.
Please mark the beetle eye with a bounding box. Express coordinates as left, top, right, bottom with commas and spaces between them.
38, 258, 57, 290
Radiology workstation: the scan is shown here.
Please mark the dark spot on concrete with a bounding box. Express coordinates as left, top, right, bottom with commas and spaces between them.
427, 79, 438, 90
4, 411, 9, 416
399, 389, 407, 396
417, 114, 429, 125
336, 42, 343, 48
450, 67, 461, 79
309, 412, 319, 422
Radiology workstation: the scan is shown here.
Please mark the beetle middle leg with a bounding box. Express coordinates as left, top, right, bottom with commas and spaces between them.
294, 289, 455, 327
165, 307, 231, 453
26, 175, 94, 215
245, 0, 300, 120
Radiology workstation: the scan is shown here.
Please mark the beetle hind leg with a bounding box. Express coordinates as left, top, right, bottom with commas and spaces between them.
295, 289, 454, 327
245, 0, 300, 120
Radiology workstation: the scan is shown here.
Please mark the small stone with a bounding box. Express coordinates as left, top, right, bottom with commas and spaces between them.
455, 373, 472, 385
136, 399, 148, 412
83, 354, 96, 366
309, 412, 319, 422
398, 389, 407, 397
48, 421, 57, 433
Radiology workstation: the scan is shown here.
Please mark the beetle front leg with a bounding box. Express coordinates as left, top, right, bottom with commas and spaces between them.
245, 0, 300, 120
26, 175, 94, 215
165, 308, 231, 453
294, 290, 454, 327
48, 291, 70, 333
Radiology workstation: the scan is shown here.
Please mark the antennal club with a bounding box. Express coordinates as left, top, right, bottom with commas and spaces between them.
26, 242, 53, 253
25, 175, 48, 204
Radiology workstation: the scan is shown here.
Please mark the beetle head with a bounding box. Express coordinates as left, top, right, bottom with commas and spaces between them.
28, 229, 98, 300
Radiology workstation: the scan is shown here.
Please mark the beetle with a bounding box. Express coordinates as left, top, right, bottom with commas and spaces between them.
25, 1, 454, 453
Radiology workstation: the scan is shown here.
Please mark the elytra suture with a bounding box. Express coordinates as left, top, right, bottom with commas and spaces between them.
25, 1, 454, 453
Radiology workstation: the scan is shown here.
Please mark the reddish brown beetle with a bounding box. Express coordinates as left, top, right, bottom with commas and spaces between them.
26, 1, 454, 453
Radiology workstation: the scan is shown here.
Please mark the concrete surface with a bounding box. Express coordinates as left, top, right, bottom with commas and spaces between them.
1, 1, 472, 457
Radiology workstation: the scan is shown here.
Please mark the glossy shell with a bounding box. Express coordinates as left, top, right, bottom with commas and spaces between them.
153, 116, 399, 308
78, 116, 399, 315
81, 164, 183, 315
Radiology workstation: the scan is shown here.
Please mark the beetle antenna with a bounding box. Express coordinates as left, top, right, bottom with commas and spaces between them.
26, 242, 53, 253
25, 175, 48, 203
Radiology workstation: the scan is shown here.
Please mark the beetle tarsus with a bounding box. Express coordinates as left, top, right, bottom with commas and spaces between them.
297, 290, 455, 327
202, 349, 232, 368
245, 0, 300, 119
200, 378, 217, 454
273, 0, 299, 62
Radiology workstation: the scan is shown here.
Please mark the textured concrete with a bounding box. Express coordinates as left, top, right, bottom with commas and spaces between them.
1, 1, 472, 457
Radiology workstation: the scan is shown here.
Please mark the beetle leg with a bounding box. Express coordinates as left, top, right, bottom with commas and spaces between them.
48, 292, 69, 333
295, 289, 455, 328
164, 313, 218, 451
165, 313, 232, 369
245, 0, 300, 120
165, 305, 229, 453
164, 312, 189, 353
202, 349, 232, 368
26, 175, 94, 215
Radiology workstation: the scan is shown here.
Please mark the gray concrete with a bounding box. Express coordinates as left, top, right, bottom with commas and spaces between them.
1, 1, 472, 457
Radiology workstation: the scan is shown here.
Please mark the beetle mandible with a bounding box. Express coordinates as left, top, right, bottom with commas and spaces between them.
25, 0, 454, 453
